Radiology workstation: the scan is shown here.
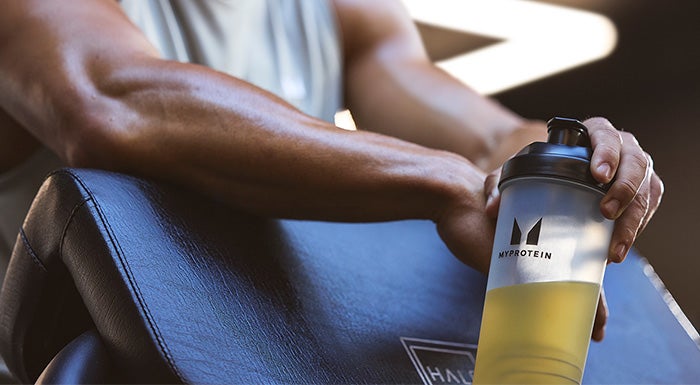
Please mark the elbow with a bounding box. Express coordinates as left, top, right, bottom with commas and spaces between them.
58, 91, 137, 172
61, 59, 168, 172
57, 57, 169, 175
63, 126, 117, 171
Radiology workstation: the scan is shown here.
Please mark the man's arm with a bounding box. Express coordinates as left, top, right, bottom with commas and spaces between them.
0, 0, 495, 270
333, 0, 663, 263
334, 0, 546, 172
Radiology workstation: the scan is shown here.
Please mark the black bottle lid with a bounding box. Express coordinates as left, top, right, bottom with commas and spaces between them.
499, 117, 609, 193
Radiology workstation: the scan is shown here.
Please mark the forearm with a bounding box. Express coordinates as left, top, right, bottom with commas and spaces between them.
91, 59, 484, 221
2, 44, 482, 223
346, 58, 545, 170
0, 0, 494, 224
336, 0, 546, 171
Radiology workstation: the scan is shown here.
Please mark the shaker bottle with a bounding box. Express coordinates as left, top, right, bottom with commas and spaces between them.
472, 117, 614, 384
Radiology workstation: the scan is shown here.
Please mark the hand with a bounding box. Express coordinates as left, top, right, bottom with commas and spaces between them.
435, 166, 495, 274
482, 117, 664, 341
585, 117, 664, 263
485, 118, 664, 238
587, 117, 664, 341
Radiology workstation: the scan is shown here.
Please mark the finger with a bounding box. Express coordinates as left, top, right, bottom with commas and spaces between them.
600, 131, 650, 220
484, 169, 502, 218
637, 154, 664, 235
437, 208, 495, 274
592, 289, 608, 342
608, 157, 651, 262
584, 117, 623, 184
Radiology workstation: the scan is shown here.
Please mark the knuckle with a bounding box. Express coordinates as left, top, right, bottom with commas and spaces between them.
650, 176, 665, 206
598, 142, 619, 155
621, 226, 637, 245
615, 219, 639, 246
632, 192, 651, 215
587, 119, 620, 140
484, 174, 499, 192
629, 151, 650, 170
592, 142, 621, 166
620, 131, 640, 146
653, 175, 665, 197
592, 127, 622, 143
585, 116, 612, 128
615, 178, 640, 200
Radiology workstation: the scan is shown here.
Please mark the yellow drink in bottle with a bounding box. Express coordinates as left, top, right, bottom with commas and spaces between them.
473, 281, 600, 384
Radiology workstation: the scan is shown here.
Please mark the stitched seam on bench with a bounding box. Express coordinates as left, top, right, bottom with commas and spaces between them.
18, 228, 47, 273
61, 170, 185, 383
58, 196, 91, 264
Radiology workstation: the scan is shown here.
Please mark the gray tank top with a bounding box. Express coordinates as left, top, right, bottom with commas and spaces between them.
0, 0, 343, 281
120, 0, 343, 121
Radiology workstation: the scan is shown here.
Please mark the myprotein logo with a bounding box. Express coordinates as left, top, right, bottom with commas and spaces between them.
510, 218, 542, 245
499, 217, 552, 260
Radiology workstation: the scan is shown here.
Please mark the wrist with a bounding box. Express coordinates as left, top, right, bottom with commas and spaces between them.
481, 120, 548, 172
421, 150, 488, 224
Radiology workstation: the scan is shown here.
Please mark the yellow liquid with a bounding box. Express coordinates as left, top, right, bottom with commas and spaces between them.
473, 281, 600, 385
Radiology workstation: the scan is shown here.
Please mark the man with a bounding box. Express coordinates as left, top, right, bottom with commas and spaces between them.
0, 0, 662, 345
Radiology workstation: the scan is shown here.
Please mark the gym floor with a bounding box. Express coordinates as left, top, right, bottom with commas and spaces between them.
416, 0, 700, 331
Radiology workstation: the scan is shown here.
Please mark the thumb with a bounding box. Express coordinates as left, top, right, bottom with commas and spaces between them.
485, 168, 502, 218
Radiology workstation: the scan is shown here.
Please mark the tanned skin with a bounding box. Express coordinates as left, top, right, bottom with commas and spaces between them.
0, 0, 663, 341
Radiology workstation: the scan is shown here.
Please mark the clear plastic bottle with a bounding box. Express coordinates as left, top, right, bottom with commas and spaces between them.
473, 117, 614, 384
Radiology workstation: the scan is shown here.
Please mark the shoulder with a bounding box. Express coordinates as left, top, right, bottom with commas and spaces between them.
331, 0, 423, 59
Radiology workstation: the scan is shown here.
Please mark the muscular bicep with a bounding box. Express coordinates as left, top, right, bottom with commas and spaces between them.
0, 0, 159, 161
333, 0, 427, 65
332, 0, 430, 97
331, 0, 526, 166
332, 0, 442, 133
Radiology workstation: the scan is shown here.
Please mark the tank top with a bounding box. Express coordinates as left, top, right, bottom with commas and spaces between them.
120, 0, 342, 121
0, 0, 344, 282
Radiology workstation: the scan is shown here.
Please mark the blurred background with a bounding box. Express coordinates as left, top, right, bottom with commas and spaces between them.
409, 0, 700, 330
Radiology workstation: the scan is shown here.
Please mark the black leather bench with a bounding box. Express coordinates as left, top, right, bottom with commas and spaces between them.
1, 169, 699, 383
